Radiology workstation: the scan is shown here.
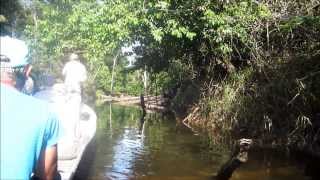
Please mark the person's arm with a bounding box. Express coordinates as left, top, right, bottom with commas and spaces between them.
80, 65, 87, 82
36, 145, 58, 180
24, 64, 32, 77
62, 64, 67, 76
35, 109, 61, 180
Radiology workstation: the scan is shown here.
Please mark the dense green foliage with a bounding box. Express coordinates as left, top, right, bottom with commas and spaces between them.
0, 0, 27, 36
4, 0, 273, 96
172, 1, 320, 146
22, 0, 144, 95
2, 0, 319, 147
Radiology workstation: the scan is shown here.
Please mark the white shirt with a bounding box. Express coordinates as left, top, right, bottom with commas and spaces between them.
62, 60, 87, 92
22, 77, 34, 95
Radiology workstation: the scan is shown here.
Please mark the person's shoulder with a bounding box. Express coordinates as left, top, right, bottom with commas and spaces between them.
1, 84, 56, 126
27, 93, 60, 135
4, 85, 49, 108
63, 61, 73, 68
21, 90, 49, 105
65, 60, 80, 67
77, 61, 86, 70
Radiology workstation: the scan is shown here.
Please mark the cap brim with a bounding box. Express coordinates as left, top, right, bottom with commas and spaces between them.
0, 36, 29, 67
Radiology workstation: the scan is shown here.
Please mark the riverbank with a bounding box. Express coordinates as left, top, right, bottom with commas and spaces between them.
172, 55, 320, 178
98, 94, 170, 112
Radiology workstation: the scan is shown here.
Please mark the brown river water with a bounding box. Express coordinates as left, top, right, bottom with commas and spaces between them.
74, 104, 309, 180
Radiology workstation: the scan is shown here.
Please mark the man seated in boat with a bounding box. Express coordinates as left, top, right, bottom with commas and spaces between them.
7, 56, 34, 95
0, 36, 62, 180
21, 63, 35, 95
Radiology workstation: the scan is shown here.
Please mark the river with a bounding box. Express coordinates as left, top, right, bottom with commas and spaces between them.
74, 104, 308, 180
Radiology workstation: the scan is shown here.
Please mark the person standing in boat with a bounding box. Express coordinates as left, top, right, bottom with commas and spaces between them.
62, 53, 87, 98
62, 53, 87, 139
0, 36, 61, 180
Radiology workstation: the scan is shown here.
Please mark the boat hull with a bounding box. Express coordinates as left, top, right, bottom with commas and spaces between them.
34, 85, 97, 180
58, 104, 97, 180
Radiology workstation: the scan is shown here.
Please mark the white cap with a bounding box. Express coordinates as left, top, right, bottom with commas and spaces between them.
0, 36, 28, 67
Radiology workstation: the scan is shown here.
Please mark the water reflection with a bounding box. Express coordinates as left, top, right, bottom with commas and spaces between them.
75, 104, 308, 180
107, 128, 142, 179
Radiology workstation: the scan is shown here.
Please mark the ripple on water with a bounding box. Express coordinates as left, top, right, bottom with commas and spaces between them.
75, 104, 310, 180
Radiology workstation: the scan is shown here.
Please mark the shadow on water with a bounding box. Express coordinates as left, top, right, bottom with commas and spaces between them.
73, 138, 97, 180
230, 148, 308, 180
74, 103, 311, 180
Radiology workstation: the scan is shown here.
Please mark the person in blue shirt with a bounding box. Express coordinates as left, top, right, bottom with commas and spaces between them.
0, 36, 61, 180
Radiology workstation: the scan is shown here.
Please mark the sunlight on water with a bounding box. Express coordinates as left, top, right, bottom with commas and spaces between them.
74, 104, 308, 180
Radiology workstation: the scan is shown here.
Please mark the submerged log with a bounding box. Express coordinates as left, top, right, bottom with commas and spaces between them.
213, 139, 253, 180
140, 93, 146, 115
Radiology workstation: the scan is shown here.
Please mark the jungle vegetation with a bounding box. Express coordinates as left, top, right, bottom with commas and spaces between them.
1, 0, 319, 148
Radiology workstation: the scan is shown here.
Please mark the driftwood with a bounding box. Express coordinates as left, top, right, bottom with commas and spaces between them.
182, 107, 200, 124
102, 94, 169, 112
214, 139, 253, 180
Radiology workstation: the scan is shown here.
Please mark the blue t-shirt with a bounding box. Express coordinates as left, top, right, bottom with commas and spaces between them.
0, 84, 61, 180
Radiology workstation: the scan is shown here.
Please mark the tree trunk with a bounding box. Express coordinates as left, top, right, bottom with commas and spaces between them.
110, 50, 120, 94
143, 65, 148, 94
